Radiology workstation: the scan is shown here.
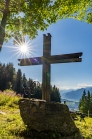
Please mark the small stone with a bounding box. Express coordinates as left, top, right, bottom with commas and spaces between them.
0, 111, 6, 115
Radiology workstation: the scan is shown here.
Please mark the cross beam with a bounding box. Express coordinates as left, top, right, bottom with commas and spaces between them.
18, 33, 82, 101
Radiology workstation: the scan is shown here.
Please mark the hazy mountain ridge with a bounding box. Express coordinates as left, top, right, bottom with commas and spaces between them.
60, 87, 92, 101
59, 89, 74, 94
61, 98, 79, 111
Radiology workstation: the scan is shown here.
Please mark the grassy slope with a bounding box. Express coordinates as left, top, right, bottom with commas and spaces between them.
0, 90, 25, 139
75, 118, 92, 139
0, 90, 92, 139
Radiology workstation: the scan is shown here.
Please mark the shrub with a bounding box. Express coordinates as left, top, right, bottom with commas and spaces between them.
0, 90, 20, 107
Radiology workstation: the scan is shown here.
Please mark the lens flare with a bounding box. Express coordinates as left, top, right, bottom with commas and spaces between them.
13, 35, 36, 58
20, 43, 28, 53
3, 34, 42, 61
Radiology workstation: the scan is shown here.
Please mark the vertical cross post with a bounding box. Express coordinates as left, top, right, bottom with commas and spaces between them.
42, 33, 51, 101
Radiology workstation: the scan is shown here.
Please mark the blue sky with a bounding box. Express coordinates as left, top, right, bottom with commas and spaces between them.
0, 18, 92, 90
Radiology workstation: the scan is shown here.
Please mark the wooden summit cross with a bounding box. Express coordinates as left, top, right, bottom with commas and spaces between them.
18, 33, 82, 101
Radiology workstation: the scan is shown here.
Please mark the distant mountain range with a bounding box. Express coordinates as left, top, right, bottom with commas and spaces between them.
60, 86, 92, 102
59, 87, 92, 111
61, 99, 79, 111
59, 89, 74, 94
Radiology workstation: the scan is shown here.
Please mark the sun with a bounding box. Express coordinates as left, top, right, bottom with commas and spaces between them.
3, 35, 38, 60
19, 43, 28, 53
13, 35, 35, 58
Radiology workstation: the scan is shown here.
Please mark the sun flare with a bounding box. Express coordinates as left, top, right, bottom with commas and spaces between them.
19, 43, 28, 53
13, 35, 35, 58
3, 35, 40, 61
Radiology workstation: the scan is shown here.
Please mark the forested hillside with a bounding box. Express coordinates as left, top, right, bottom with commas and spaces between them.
0, 62, 61, 102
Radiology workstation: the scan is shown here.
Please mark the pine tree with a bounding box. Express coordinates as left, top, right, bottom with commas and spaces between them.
50, 85, 61, 102
79, 90, 92, 116
87, 91, 91, 113
14, 69, 22, 94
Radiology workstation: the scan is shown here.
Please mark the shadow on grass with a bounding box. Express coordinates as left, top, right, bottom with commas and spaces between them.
15, 129, 84, 139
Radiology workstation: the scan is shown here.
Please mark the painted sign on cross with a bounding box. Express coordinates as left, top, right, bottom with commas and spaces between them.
18, 33, 82, 101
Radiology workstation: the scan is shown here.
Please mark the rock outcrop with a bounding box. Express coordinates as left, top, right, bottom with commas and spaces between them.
19, 99, 83, 139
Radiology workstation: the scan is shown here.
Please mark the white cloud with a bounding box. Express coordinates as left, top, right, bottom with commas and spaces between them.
33, 79, 42, 84
56, 83, 92, 90
34, 79, 39, 82
34, 80, 92, 90
77, 83, 92, 88
58, 86, 72, 90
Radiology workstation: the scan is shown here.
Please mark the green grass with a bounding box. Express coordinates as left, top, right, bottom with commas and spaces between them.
0, 90, 26, 139
0, 90, 92, 139
75, 117, 92, 139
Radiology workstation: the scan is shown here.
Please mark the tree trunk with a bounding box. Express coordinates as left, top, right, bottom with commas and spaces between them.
0, 0, 10, 50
